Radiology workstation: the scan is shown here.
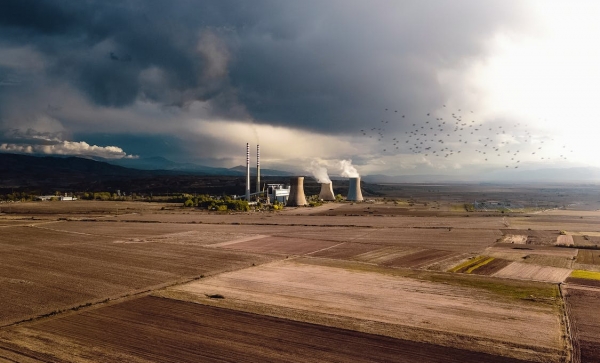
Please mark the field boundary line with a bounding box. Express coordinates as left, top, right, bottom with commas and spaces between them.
305, 242, 346, 256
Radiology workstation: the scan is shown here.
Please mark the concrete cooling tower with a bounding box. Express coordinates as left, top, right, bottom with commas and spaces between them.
346, 177, 363, 201
318, 183, 335, 201
286, 177, 308, 206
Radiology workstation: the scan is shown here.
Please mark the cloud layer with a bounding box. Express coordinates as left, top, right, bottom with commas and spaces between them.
2, 0, 587, 175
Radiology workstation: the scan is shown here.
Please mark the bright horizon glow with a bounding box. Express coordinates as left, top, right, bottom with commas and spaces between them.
474, 0, 600, 167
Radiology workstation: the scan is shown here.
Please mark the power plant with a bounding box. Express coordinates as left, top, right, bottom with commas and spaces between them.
286, 177, 307, 206
346, 177, 363, 201
318, 183, 335, 201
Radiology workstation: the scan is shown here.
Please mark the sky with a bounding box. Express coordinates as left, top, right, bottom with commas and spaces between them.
1, 0, 599, 178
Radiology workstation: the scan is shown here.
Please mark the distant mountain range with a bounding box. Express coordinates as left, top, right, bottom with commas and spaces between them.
107, 156, 292, 176
2, 153, 599, 193
0, 153, 293, 192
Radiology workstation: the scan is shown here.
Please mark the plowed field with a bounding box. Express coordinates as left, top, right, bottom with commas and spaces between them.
492, 262, 572, 283
171, 259, 564, 362
0, 225, 272, 326
220, 236, 340, 255
576, 249, 600, 265
470, 258, 512, 275
308, 242, 385, 258
564, 285, 600, 362
0, 296, 533, 363
350, 228, 502, 252
381, 249, 458, 268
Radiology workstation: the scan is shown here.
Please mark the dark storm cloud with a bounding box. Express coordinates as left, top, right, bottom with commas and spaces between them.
0, 0, 530, 140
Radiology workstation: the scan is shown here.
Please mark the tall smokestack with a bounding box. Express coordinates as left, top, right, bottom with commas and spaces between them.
245, 143, 250, 201
256, 144, 260, 200
347, 177, 363, 201
318, 183, 335, 201
286, 177, 307, 206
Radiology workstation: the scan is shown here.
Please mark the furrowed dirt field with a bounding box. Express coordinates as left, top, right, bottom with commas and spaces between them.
168, 259, 566, 362
2, 196, 595, 362
0, 296, 534, 363
0, 224, 273, 326
564, 285, 600, 363
492, 262, 572, 283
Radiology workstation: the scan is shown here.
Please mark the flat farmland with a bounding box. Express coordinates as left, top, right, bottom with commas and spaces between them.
564, 285, 600, 362
54, 220, 377, 243
308, 241, 386, 258
0, 296, 533, 363
2, 198, 593, 362
219, 236, 340, 255
576, 249, 600, 265
169, 259, 566, 362
112, 209, 519, 229
510, 214, 600, 233
0, 225, 273, 326
492, 262, 572, 283
350, 228, 502, 252
380, 249, 459, 268
312, 244, 461, 269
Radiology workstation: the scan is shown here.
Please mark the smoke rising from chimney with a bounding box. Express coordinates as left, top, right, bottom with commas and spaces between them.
306, 159, 331, 183
340, 159, 359, 178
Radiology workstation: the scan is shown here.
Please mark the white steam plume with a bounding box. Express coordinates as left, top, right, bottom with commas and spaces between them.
339, 159, 359, 178
306, 159, 331, 183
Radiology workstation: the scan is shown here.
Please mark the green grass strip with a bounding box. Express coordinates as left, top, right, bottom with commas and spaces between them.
448, 256, 487, 273
571, 270, 600, 280
466, 257, 495, 274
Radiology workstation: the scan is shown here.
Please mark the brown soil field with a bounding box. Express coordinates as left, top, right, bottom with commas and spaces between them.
510, 214, 600, 233
486, 244, 577, 264
381, 249, 459, 268
0, 225, 273, 326
308, 241, 386, 259
500, 229, 560, 245
572, 234, 600, 247
350, 245, 421, 264
576, 249, 600, 265
350, 228, 502, 252
492, 262, 572, 283
501, 234, 528, 244
565, 277, 600, 288
170, 259, 565, 362
111, 207, 519, 229
470, 258, 513, 275
0, 296, 534, 363
219, 236, 340, 255
556, 234, 574, 246
563, 285, 600, 363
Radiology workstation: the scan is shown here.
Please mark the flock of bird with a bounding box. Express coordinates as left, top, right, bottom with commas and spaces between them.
360, 106, 574, 169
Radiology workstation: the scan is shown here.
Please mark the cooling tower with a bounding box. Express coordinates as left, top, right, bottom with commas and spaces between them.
318, 183, 335, 201
347, 177, 363, 201
286, 177, 307, 206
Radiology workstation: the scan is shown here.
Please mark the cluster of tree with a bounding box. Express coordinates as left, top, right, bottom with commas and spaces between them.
0, 192, 38, 202
182, 194, 249, 211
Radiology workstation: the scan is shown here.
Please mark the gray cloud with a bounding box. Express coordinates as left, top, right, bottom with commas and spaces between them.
0, 0, 548, 172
